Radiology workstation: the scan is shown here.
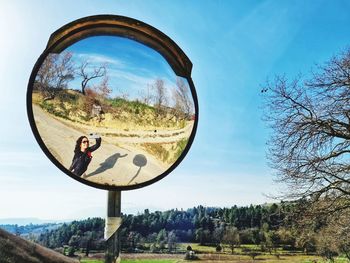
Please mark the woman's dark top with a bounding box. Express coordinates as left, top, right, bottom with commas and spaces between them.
69, 138, 101, 176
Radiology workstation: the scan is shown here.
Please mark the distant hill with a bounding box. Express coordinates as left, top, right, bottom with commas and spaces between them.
0, 218, 69, 225
0, 223, 63, 237
0, 228, 78, 263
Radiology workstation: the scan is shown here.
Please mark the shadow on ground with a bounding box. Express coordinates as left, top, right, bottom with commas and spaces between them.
85, 153, 128, 178
127, 154, 148, 185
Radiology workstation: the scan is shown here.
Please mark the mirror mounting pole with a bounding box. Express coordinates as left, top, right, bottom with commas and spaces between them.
105, 190, 122, 263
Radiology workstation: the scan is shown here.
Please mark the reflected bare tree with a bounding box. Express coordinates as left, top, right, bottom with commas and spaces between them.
77, 60, 107, 95
94, 75, 111, 99
34, 52, 75, 101
153, 79, 168, 116
173, 77, 193, 120
139, 84, 154, 105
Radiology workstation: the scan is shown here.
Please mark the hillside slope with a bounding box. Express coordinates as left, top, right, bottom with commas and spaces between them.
0, 228, 78, 263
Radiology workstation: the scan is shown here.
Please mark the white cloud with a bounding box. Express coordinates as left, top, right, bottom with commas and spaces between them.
75, 53, 125, 68
108, 68, 178, 102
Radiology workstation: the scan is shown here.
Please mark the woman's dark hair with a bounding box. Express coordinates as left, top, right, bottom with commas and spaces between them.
74, 136, 88, 153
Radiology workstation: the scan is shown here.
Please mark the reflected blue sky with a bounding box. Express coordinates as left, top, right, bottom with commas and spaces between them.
65, 35, 180, 102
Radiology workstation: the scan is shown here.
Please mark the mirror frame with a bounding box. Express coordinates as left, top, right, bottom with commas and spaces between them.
26, 15, 199, 191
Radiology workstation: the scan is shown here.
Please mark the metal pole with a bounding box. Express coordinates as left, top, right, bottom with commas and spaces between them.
105, 190, 122, 263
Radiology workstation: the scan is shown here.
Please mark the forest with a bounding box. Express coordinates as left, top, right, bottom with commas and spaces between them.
30, 201, 349, 262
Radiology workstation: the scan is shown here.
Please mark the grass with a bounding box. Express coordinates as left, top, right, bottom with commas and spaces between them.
39, 99, 71, 120
78, 244, 349, 263
141, 138, 189, 164
81, 260, 176, 263
34, 90, 186, 129
142, 143, 170, 163
108, 98, 155, 114
78, 243, 350, 263
122, 261, 177, 263
80, 254, 347, 263
173, 138, 188, 161
178, 243, 216, 253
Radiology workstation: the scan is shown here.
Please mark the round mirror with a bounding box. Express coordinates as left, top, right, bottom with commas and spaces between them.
27, 15, 198, 190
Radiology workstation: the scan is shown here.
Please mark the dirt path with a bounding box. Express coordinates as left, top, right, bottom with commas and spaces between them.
57, 115, 194, 144
33, 105, 167, 187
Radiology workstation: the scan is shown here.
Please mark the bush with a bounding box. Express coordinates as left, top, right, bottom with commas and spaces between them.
248, 251, 261, 260
66, 246, 75, 257
40, 101, 55, 114
241, 247, 251, 253
318, 246, 338, 262
57, 90, 78, 104
150, 243, 159, 253
184, 250, 199, 260
40, 100, 69, 120
282, 245, 298, 251
109, 98, 154, 113
82, 88, 99, 116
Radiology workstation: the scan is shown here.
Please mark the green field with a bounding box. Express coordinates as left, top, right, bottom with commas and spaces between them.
81, 260, 177, 263
79, 243, 348, 263
122, 261, 176, 263
80, 255, 349, 263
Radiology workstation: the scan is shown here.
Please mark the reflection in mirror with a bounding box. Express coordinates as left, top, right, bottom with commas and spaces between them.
31, 36, 195, 187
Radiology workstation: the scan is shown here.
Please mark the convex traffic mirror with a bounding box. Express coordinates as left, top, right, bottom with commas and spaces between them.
27, 15, 198, 190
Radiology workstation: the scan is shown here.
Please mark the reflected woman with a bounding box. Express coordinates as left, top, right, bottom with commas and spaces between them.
69, 135, 101, 177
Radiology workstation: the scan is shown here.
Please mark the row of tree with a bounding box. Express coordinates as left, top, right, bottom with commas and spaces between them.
37, 218, 105, 256
32, 200, 350, 261
36, 204, 288, 249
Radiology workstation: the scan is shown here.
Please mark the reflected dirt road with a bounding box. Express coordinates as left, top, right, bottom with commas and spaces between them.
33, 105, 166, 186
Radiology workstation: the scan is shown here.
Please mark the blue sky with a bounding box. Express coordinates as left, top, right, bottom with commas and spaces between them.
1, 0, 350, 221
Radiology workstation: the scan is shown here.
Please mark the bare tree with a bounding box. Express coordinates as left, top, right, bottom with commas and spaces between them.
84, 75, 111, 121
314, 213, 350, 262
262, 48, 350, 216
54, 52, 75, 90
223, 226, 240, 254
94, 75, 111, 99
153, 78, 168, 115
35, 54, 55, 94
35, 52, 74, 100
213, 223, 225, 245
167, 231, 178, 253
139, 84, 154, 105
113, 85, 129, 101
77, 60, 106, 95
173, 77, 193, 119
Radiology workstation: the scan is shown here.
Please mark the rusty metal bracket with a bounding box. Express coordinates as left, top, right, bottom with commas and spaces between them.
46, 15, 192, 78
